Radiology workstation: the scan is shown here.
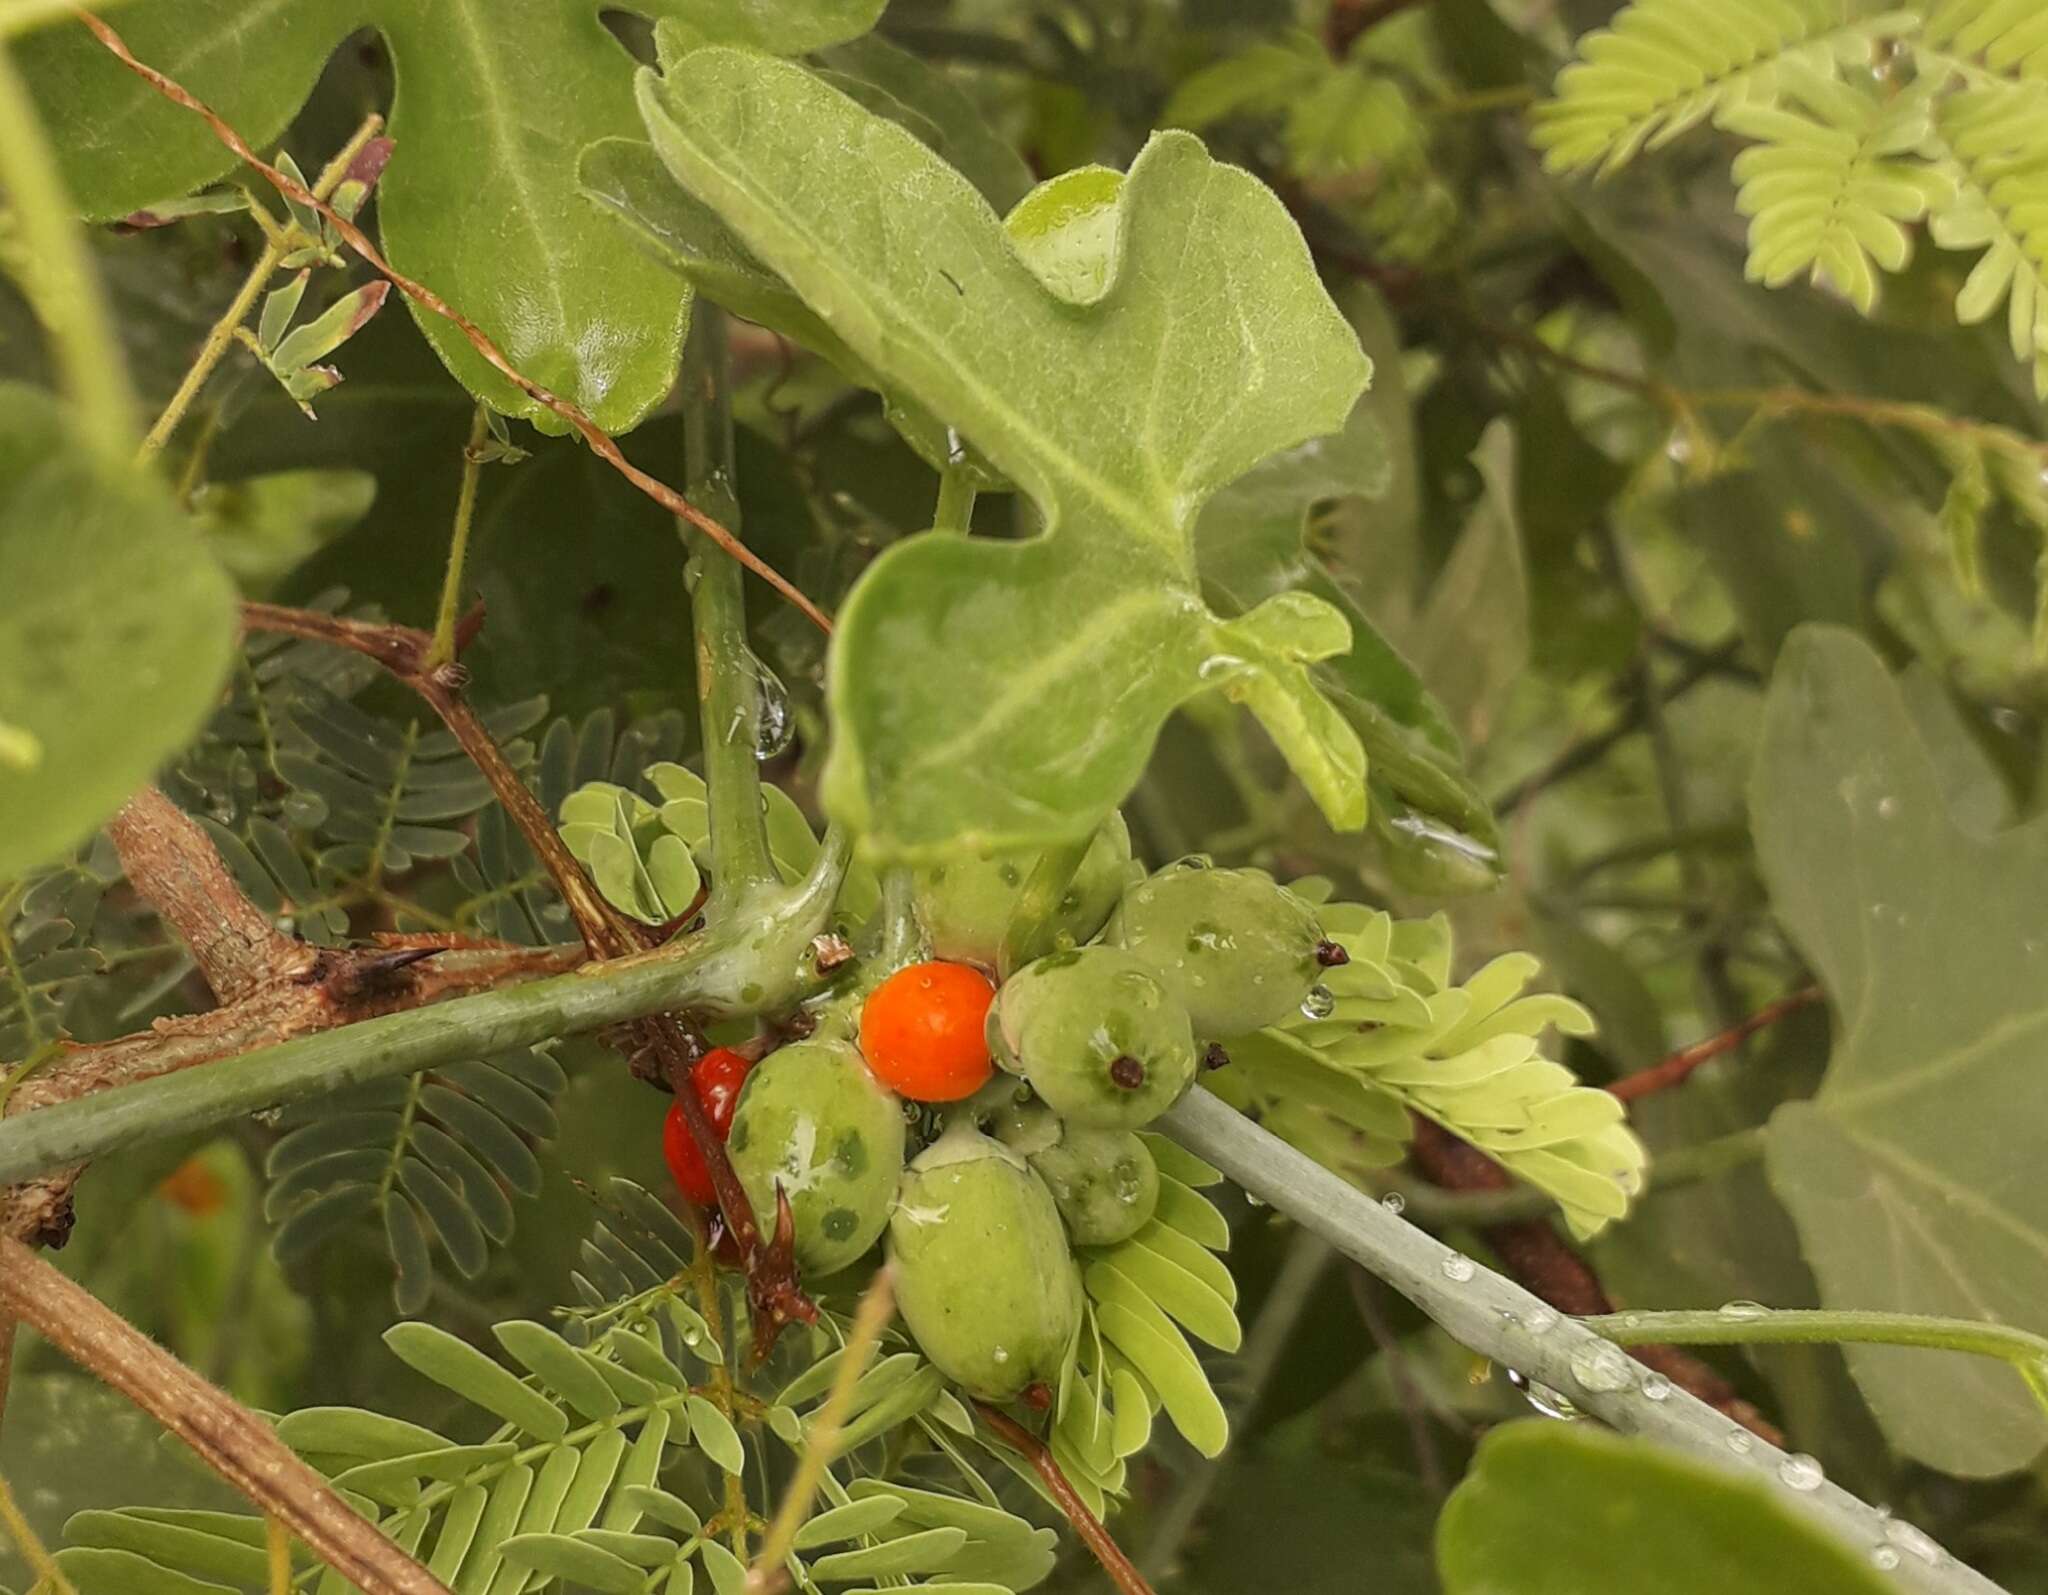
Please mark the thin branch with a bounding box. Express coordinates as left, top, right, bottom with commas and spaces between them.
424, 405, 491, 670
0, 1468, 78, 1594
974, 1402, 1156, 1595
1161, 1087, 2005, 1595
1346, 1264, 1449, 1498
1404, 1117, 1780, 1443
74, 8, 833, 635
0, 1236, 453, 1593
1609, 987, 1824, 1103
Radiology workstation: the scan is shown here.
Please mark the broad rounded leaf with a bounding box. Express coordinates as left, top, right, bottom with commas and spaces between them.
1755, 626, 2048, 1474
1437, 1423, 1893, 1593
0, 385, 236, 880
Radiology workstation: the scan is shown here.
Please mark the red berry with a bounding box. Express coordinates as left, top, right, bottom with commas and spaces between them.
662, 1046, 754, 1207
859, 961, 996, 1103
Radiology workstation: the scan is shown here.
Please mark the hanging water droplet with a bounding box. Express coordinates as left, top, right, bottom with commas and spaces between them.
1525, 1306, 1559, 1335
1883, 1520, 1943, 1565
1441, 1253, 1476, 1283
1641, 1373, 1671, 1402
1778, 1454, 1824, 1492
1381, 1192, 1406, 1216
1506, 1368, 1580, 1421
1872, 1548, 1901, 1571
1300, 984, 1336, 1020
749, 652, 794, 760
1718, 1299, 1769, 1321
1568, 1341, 1635, 1394
1726, 1428, 1755, 1456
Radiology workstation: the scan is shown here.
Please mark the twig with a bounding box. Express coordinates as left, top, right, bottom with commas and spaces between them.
0, 1469, 78, 1594
74, 9, 833, 636
974, 1403, 1156, 1595
748, 1267, 897, 1590
267, 1517, 292, 1595
1346, 1264, 1449, 1498
0, 1236, 453, 1593
1161, 1087, 2006, 1595
424, 405, 490, 670
1404, 1117, 1780, 1443
1609, 987, 1824, 1103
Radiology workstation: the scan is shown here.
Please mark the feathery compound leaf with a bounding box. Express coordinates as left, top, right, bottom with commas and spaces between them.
1721, 70, 1954, 312
1532, 0, 1920, 176
1924, 0, 2048, 77
1929, 77, 2048, 395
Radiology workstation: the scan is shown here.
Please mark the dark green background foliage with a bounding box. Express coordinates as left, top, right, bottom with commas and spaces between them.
6, 0, 2048, 1591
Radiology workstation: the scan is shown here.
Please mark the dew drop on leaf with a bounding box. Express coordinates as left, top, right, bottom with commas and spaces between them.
1641, 1373, 1670, 1401
1506, 1368, 1580, 1421
1718, 1299, 1768, 1321
1567, 1340, 1635, 1394
1441, 1252, 1476, 1283
1726, 1428, 1756, 1456
1380, 1191, 1405, 1216
1300, 984, 1336, 1020
1777, 1453, 1825, 1492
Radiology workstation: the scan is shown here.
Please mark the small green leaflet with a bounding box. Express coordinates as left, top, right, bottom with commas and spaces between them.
1754, 626, 2048, 1475
637, 48, 1373, 861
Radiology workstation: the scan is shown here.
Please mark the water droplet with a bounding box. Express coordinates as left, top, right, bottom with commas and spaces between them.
1506, 1368, 1580, 1421
1872, 1548, 1901, 1571
1622, 1311, 1643, 1329
1726, 1428, 1755, 1456
1568, 1341, 1635, 1394
1778, 1453, 1824, 1492
1718, 1299, 1769, 1321
1641, 1373, 1671, 1401
1300, 985, 1336, 1020
1525, 1306, 1559, 1335
1884, 1520, 1943, 1565
750, 652, 794, 760
1877, 795, 1900, 819
1381, 1192, 1406, 1216
1441, 1253, 1476, 1283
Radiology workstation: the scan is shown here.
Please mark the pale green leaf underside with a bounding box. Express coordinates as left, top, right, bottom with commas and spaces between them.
638, 49, 1371, 859
20, 0, 880, 432
1754, 626, 2048, 1475
0, 386, 237, 880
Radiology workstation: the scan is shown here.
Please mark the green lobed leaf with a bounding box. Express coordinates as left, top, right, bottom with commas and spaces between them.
1754, 626, 2048, 1474
636, 49, 1373, 861
0, 386, 237, 880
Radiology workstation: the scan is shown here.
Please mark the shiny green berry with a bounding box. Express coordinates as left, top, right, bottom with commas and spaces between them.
1105, 864, 1334, 1037
912, 813, 1132, 969
727, 1039, 906, 1276
993, 1099, 1159, 1247
989, 945, 1198, 1129
889, 1123, 1081, 1402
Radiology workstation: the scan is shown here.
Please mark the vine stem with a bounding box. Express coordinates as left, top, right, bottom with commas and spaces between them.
1588, 1309, 2048, 1413
74, 9, 832, 634
139, 110, 386, 459
424, 405, 490, 669
0, 40, 135, 454
973, 1403, 1156, 1595
0, 1468, 79, 1594
1160, 1087, 2009, 1595
0, 1236, 452, 1594
1608, 986, 1824, 1102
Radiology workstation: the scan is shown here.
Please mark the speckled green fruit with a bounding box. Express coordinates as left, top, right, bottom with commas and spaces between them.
1105, 864, 1325, 1037
993, 1099, 1159, 1246
889, 1123, 1081, 1402
912, 813, 1132, 967
989, 945, 1197, 1129
727, 1039, 905, 1276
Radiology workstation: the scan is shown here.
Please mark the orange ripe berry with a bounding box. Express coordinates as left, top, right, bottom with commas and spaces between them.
859, 960, 997, 1103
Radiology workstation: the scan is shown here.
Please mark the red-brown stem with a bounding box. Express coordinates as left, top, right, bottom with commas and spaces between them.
974, 1403, 1155, 1595
1608, 987, 1824, 1104
75, 9, 832, 637
1405, 1118, 1782, 1443
0, 1236, 451, 1593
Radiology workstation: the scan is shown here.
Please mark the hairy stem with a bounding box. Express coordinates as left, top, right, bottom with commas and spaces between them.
425, 405, 491, 669
140, 111, 384, 459
0, 42, 135, 454
0, 1237, 452, 1593
1161, 1087, 2004, 1595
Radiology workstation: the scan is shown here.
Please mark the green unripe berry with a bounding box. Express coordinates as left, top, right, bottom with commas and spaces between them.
1105, 863, 1331, 1037
727, 1039, 906, 1276
989, 945, 1198, 1129
993, 1099, 1159, 1247
912, 813, 1132, 969
889, 1123, 1081, 1402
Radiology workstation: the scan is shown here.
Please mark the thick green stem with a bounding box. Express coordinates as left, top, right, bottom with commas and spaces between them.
932, 461, 977, 534
1588, 1309, 2048, 1413
683, 309, 777, 911
0, 842, 846, 1188
1160, 1087, 2005, 1595
425, 405, 490, 669
0, 43, 136, 455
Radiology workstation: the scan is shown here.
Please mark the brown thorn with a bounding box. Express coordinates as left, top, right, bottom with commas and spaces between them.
975, 1402, 1155, 1595
75, 8, 833, 638
1314, 939, 1350, 968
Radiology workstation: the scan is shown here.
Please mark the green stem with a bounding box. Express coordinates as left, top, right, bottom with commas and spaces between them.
0, 43, 136, 456
1160, 1087, 2004, 1595
682, 309, 776, 911
138, 112, 384, 461
425, 405, 491, 669
0, 1469, 78, 1595
1590, 1309, 2048, 1415
996, 836, 1090, 977
932, 462, 977, 534
0, 841, 847, 1187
